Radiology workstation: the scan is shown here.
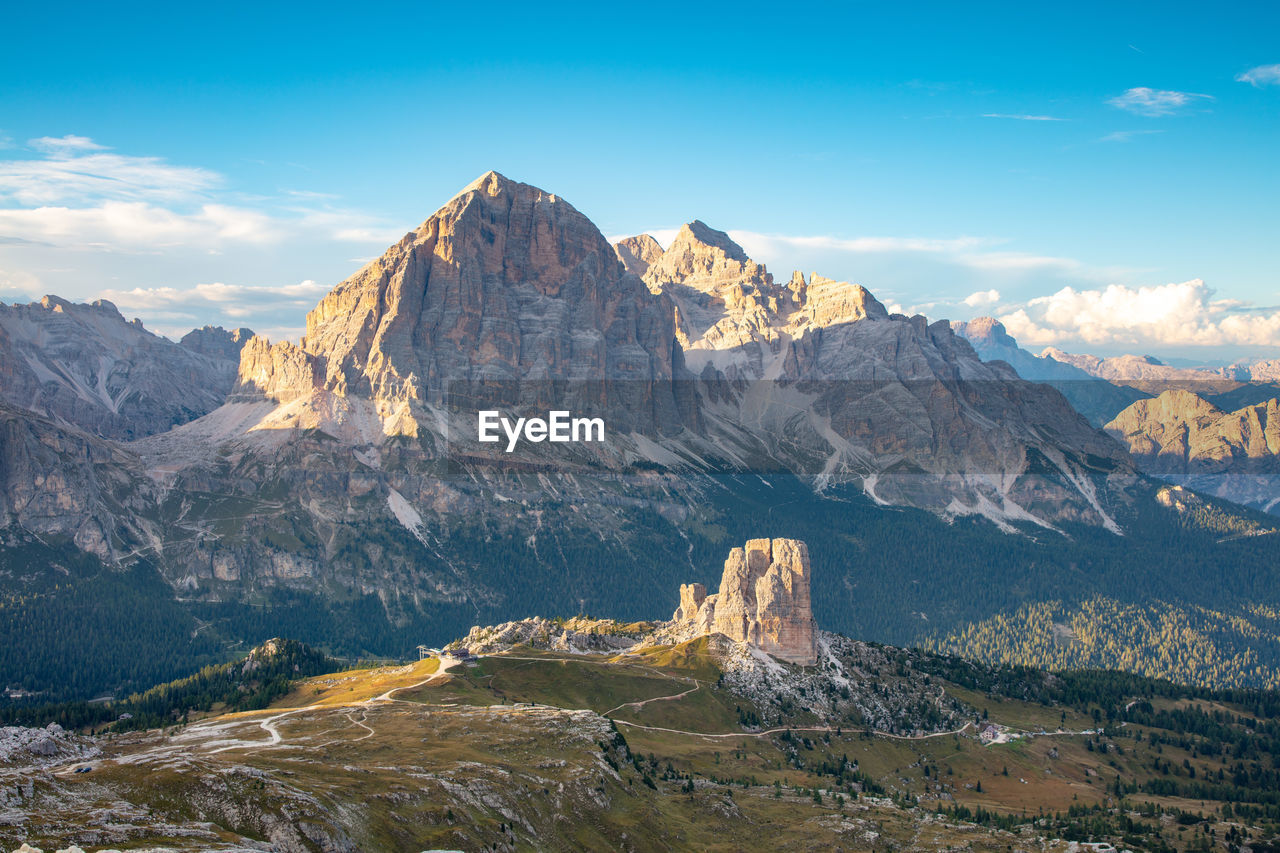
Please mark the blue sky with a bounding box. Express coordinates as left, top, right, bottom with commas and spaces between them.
1, 1, 1277, 361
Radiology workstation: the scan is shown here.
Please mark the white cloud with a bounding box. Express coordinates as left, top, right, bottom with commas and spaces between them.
28, 135, 108, 155
1100, 129, 1166, 143
1236, 64, 1280, 87
0, 136, 404, 255
94, 280, 329, 341
955, 252, 1081, 273
0, 202, 283, 249
963, 289, 1001, 307
981, 114, 1066, 121
728, 230, 987, 256
1107, 87, 1214, 117
997, 280, 1280, 348
0, 139, 219, 205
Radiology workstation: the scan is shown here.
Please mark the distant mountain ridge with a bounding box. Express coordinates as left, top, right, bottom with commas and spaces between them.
951, 317, 1145, 426
0, 296, 251, 440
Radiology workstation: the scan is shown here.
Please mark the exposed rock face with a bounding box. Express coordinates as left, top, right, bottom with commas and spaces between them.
612, 226, 1129, 530
1107, 390, 1280, 514
631, 221, 884, 375
671, 538, 817, 665
241, 171, 690, 440
0, 401, 150, 560
953, 317, 1146, 426
231, 336, 323, 404
0, 297, 245, 439
1229, 359, 1280, 383
453, 616, 650, 655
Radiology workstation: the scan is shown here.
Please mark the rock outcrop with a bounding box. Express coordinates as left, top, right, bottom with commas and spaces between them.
613, 225, 1129, 530
671, 538, 817, 665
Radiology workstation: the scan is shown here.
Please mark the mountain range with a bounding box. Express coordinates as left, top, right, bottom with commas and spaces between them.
4, 171, 1280, 702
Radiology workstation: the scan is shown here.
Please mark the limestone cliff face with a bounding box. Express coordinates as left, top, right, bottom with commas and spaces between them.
0, 297, 247, 440
242, 171, 689, 438
231, 336, 323, 404
671, 538, 817, 665
1107, 390, 1280, 514
0, 401, 151, 560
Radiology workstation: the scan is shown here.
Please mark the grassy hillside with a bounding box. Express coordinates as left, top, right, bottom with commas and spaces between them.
10, 636, 1280, 850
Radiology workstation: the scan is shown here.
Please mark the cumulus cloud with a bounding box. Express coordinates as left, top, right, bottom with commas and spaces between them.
1107, 87, 1213, 117
1236, 64, 1280, 87
997, 280, 1280, 348
0, 135, 414, 338
963, 289, 1001, 307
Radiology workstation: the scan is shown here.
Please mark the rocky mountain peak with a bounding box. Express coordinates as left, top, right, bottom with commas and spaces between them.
180, 325, 255, 361
679, 220, 750, 261
613, 234, 665, 278
644, 220, 769, 293
237, 171, 687, 437
671, 537, 817, 665
952, 316, 1016, 349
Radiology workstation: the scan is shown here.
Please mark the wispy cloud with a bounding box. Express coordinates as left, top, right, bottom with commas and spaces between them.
0, 135, 412, 337
981, 113, 1066, 121
1099, 129, 1166, 143
728, 231, 988, 255
999, 280, 1280, 348
0, 135, 402, 251
94, 281, 330, 341
0, 203, 284, 249
1236, 64, 1280, 87
1107, 87, 1214, 117
0, 137, 219, 205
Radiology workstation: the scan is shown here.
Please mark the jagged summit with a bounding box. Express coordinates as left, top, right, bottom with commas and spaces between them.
614, 233, 664, 277
234, 169, 686, 437
644, 220, 772, 294
952, 316, 1017, 350
450, 169, 564, 206
0, 296, 246, 440
677, 220, 750, 261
